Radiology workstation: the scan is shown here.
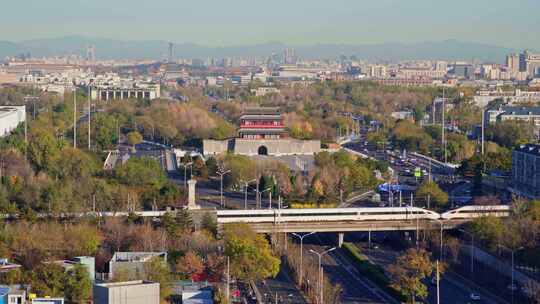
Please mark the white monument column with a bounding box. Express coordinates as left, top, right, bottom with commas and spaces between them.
187, 179, 200, 209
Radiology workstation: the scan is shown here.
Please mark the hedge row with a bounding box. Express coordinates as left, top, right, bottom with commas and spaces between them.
342, 242, 406, 302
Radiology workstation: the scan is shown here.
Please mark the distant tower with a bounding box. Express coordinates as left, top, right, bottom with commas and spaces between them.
168, 42, 174, 63
283, 48, 297, 65
86, 45, 96, 62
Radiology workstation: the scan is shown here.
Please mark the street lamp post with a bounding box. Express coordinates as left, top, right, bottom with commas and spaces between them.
217, 167, 231, 208
260, 188, 272, 209
309, 247, 336, 304
291, 232, 316, 287
459, 229, 475, 275
498, 245, 523, 304
434, 219, 444, 261
179, 162, 193, 188
240, 179, 257, 209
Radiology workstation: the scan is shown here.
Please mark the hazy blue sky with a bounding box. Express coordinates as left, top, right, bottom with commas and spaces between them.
2, 0, 539, 48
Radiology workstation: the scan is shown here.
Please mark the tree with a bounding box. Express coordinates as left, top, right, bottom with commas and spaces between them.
65, 265, 92, 303
388, 248, 435, 303
176, 209, 194, 232
469, 216, 504, 250
127, 131, 143, 146
201, 212, 217, 236
143, 257, 173, 301
415, 181, 448, 208
223, 223, 280, 281
29, 263, 66, 298
115, 157, 167, 189
486, 120, 534, 148
176, 251, 205, 280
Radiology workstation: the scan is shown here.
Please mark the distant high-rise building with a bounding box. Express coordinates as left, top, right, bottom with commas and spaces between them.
452, 64, 474, 79
168, 42, 174, 63
283, 48, 297, 64
506, 53, 520, 74
86, 45, 96, 62
435, 61, 448, 72
519, 50, 529, 72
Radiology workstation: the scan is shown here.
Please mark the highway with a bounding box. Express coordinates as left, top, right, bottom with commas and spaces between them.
255, 262, 307, 304
349, 233, 508, 304
303, 233, 397, 304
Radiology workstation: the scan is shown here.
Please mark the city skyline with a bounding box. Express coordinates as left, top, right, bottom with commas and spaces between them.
2, 0, 540, 49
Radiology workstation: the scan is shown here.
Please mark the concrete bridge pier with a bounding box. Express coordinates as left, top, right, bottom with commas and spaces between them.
338, 232, 344, 248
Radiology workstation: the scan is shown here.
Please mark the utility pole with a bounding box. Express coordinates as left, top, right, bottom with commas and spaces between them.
436, 260, 440, 304
481, 107, 485, 156
241, 179, 256, 209
73, 89, 77, 149
88, 85, 91, 150
226, 256, 230, 303
441, 88, 447, 164
291, 232, 315, 287
217, 166, 231, 208
309, 248, 336, 304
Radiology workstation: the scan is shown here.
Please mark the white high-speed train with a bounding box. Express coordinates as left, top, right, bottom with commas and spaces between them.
217, 205, 512, 224
440, 205, 511, 220
217, 207, 440, 224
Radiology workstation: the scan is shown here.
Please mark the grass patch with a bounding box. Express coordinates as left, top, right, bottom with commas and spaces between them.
342, 242, 406, 302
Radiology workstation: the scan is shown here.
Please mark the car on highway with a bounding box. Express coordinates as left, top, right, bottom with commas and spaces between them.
507, 283, 519, 291
470, 293, 481, 301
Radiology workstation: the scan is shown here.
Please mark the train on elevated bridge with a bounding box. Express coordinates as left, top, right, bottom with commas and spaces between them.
216, 205, 511, 233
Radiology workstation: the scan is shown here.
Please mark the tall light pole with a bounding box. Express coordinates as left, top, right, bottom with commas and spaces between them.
498, 245, 523, 304
240, 179, 256, 209
179, 162, 193, 188
459, 229, 475, 275
291, 232, 315, 287
73, 88, 77, 149
434, 219, 444, 261
309, 247, 336, 304
481, 107, 485, 156
88, 85, 91, 150
441, 88, 447, 164
217, 167, 231, 208
259, 188, 272, 209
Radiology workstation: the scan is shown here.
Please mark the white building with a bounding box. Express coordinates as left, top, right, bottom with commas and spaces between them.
0, 106, 25, 137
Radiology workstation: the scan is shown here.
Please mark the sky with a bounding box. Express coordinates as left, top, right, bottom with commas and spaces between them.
1, 0, 539, 49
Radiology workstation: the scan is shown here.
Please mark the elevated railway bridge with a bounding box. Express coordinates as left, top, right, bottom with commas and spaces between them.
216, 205, 510, 246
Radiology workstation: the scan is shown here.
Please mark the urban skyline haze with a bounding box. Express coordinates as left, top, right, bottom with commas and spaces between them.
2, 0, 539, 49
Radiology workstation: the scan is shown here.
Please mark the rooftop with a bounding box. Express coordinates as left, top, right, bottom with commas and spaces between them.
95, 280, 159, 288
241, 107, 281, 116
490, 106, 540, 116
515, 144, 540, 156
111, 252, 167, 263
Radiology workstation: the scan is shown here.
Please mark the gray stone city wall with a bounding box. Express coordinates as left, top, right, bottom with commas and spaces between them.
234, 139, 321, 156
202, 139, 230, 156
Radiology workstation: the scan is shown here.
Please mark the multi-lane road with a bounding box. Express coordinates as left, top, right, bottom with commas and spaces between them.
349, 232, 508, 304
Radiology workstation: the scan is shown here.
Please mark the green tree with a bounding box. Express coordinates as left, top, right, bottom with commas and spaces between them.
143, 257, 173, 301
161, 212, 180, 238
27, 128, 61, 172
201, 212, 217, 236
388, 248, 435, 303
486, 120, 534, 148
65, 265, 92, 303
115, 157, 167, 189
223, 223, 280, 281
469, 216, 505, 250
127, 131, 143, 146
415, 181, 448, 208
29, 263, 66, 298
176, 209, 194, 232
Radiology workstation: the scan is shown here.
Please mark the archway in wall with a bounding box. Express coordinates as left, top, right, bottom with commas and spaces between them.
258, 146, 268, 155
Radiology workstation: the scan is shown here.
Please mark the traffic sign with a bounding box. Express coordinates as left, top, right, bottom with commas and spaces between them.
414, 167, 422, 178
